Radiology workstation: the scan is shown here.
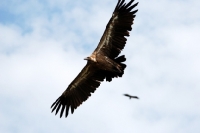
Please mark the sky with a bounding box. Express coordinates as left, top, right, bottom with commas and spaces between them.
0, 0, 200, 133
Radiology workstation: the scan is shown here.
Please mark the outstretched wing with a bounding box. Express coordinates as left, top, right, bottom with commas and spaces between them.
94, 0, 138, 59
124, 94, 130, 97
51, 63, 105, 118
130, 95, 139, 99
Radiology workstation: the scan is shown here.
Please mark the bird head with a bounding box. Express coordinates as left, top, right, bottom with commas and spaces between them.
84, 56, 96, 62
84, 57, 91, 61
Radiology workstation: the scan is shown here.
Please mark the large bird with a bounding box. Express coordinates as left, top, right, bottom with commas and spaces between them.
51, 0, 139, 118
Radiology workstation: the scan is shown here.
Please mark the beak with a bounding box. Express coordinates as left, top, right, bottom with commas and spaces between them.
84, 57, 89, 60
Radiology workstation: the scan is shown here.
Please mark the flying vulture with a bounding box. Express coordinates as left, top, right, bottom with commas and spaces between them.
51, 0, 139, 118
124, 94, 139, 99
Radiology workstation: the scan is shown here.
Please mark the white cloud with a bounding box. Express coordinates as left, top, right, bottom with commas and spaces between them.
0, 0, 200, 133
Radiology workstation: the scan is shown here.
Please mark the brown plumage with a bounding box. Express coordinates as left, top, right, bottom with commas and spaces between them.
124, 94, 139, 99
51, 0, 139, 118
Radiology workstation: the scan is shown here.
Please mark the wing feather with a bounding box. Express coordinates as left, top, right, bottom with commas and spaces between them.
65, 101, 70, 117
60, 104, 65, 118
94, 0, 139, 59
51, 63, 105, 118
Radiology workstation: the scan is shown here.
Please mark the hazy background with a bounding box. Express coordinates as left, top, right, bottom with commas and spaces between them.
0, 0, 200, 133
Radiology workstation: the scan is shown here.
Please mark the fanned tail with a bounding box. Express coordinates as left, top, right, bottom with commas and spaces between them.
105, 55, 126, 82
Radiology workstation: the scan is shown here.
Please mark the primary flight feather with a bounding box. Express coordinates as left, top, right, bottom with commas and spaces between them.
51, 0, 139, 118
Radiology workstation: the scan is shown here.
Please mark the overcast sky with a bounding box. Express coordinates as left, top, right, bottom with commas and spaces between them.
0, 0, 200, 133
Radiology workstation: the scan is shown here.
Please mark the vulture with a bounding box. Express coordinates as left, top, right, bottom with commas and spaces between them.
51, 0, 139, 118
124, 94, 139, 99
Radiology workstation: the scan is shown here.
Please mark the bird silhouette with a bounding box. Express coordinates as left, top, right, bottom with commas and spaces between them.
124, 94, 139, 99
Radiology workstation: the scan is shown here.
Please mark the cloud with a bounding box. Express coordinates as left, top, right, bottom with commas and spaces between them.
0, 0, 200, 133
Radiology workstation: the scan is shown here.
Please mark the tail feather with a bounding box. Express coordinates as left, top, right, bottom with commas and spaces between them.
115, 55, 126, 62
115, 55, 126, 72
105, 55, 126, 82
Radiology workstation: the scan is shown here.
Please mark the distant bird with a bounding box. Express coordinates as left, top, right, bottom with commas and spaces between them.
124, 94, 139, 99
51, 0, 139, 118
